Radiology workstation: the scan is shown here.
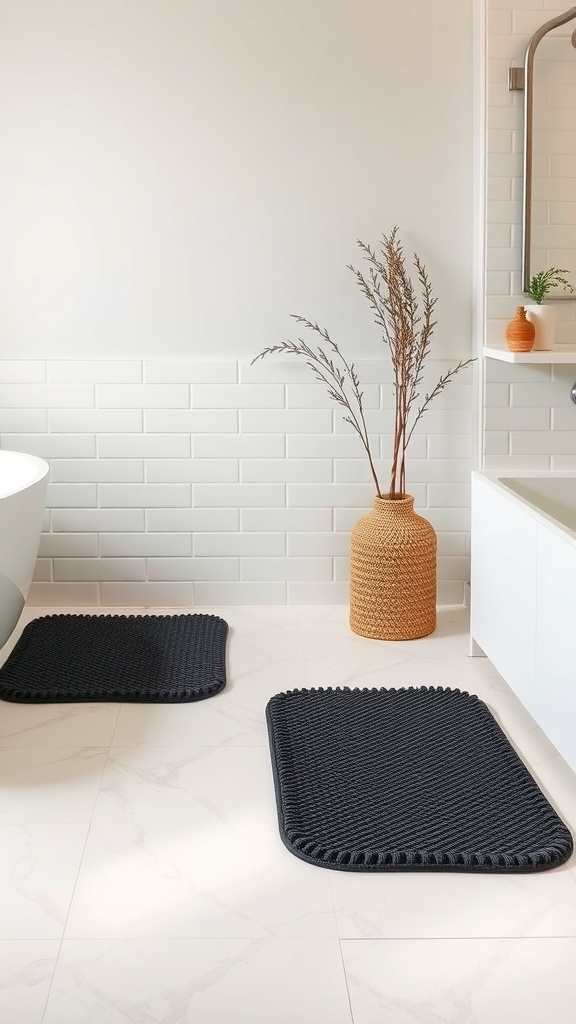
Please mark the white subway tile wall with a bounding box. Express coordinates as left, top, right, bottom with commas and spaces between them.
1, 359, 472, 606
485, 2, 576, 469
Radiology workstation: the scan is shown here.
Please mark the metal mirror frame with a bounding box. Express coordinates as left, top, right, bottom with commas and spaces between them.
520, 6, 576, 295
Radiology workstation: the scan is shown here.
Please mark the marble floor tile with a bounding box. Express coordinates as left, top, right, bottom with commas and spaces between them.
303, 655, 456, 690
0, 703, 121, 748
303, 653, 410, 690
0, 940, 59, 1024
342, 937, 576, 1024
487, 690, 559, 765
92, 745, 275, 824
206, 606, 300, 630
224, 656, 310, 712
299, 628, 412, 665
533, 754, 576, 874
462, 654, 511, 693
298, 606, 470, 654
1, 601, 574, 1024
228, 624, 306, 666
329, 861, 576, 939
295, 604, 351, 625
535, 752, 576, 827
110, 690, 265, 748
362, 654, 510, 696
0, 747, 108, 823
110, 659, 309, 747
64, 820, 337, 939
0, 823, 89, 938
43, 937, 353, 1024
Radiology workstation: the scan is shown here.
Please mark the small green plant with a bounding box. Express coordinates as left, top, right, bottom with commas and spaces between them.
526, 268, 575, 304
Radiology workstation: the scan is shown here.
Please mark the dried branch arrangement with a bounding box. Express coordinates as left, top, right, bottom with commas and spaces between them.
252, 227, 475, 499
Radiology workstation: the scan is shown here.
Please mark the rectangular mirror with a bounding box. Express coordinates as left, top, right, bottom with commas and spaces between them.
522, 8, 576, 297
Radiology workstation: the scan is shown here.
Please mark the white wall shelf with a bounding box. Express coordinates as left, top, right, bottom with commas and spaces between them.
483, 346, 576, 364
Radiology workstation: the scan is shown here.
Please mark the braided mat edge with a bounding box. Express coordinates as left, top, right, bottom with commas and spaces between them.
266, 686, 574, 873
0, 613, 228, 703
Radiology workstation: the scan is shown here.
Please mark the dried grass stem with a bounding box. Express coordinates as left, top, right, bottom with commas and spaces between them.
252, 227, 475, 498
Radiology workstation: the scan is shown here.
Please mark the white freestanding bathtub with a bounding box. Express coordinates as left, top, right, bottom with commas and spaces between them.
0, 450, 49, 649
471, 471, 576, 774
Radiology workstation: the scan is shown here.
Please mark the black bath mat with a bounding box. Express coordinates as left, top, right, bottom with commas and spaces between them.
0, 613, 228, 703
266, 686, 573, 873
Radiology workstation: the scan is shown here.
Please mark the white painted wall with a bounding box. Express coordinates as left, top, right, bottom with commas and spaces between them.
0, 0, 473, 360
0, 0, 476, 605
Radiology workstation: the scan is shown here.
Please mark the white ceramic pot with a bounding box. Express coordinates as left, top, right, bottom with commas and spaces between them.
525, 304, 556, 351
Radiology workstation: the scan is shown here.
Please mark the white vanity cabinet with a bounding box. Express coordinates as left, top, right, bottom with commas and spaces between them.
470, 471, 576, 774
534, 528, 576, 773
470, 473, 538, 716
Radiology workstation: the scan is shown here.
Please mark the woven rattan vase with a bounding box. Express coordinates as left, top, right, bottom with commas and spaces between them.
349, 495, 437, 641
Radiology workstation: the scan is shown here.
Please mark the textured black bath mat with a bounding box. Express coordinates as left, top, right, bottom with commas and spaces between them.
0, 613, 228, 703
266, 686, 573, 873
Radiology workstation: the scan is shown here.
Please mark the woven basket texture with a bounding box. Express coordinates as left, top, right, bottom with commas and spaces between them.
349, 495, 436, 640
266, 686, 574, 873
0, 613, 228, 703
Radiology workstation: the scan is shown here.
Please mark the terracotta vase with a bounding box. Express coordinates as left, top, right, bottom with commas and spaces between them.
505, 307, 535, 352
349, 495, 437, 641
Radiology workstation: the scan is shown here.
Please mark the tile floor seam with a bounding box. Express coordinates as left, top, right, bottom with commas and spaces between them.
37, 820, 94, 1024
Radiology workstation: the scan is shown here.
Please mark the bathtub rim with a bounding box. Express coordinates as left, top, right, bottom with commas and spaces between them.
0, 449, 49, 500
472, 470, 576, 546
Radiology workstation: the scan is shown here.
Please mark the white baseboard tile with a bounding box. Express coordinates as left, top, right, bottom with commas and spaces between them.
27, 582, 101, 606
32, 559, 52, 582
193, 581, 287, 605
437, 580, 467, 607
100, 582, 195, 606
287, 581, 350, 604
